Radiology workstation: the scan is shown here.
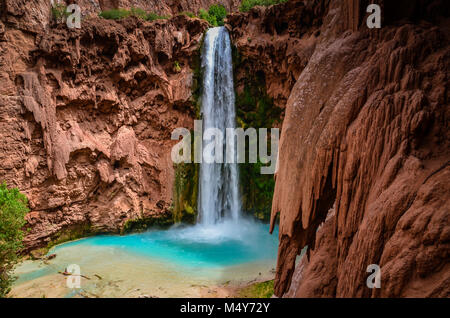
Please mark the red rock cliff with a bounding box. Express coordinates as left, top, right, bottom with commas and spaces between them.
0, 0, 209, 250
229, 0, 449, 297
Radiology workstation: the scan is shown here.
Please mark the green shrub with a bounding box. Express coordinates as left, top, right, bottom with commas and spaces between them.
146, 12, 170, 21
99, 8, 131, 20
179, 11, 196, 18
0, 183, 28, 297
199, 8, 217, 26
208, 4, 227, 26
173, 61, 182, 73
51, 3, 70, 23
240, 0, 288, 12
195, 5, 228, 27
130, 7, 148, 20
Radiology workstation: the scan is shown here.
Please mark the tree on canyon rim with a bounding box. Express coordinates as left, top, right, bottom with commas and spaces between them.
0, 183, 28, 297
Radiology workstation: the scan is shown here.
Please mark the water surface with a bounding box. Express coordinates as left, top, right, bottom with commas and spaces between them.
13, 219, 279, 298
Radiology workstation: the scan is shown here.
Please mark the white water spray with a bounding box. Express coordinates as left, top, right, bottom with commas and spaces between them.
198, 27, 241, 225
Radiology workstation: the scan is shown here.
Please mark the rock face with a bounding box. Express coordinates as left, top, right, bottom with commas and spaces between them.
227, 0, 326, 108
230, 0, 449, 297
0, 0, 209, 250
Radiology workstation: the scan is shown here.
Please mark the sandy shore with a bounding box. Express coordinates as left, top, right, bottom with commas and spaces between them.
10, 254, 275, 298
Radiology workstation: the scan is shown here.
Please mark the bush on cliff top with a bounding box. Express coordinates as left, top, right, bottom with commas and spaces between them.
51, 2, 70, 24
0, 183, 28, 297
240, 0, 289, 12
188, 4, 227, 27
207, 4, 227, 26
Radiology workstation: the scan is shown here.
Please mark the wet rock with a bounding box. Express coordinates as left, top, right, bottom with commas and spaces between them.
46, 254, 57, 260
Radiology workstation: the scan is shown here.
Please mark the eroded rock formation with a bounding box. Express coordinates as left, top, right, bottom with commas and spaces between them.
234, 0, 449, 297
227, 0, 326, 109
0, 0, 209, 250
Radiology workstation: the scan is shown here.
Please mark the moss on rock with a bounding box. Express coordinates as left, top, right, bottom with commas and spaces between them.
237, 280, 274, 298
173, 161, 199, 224
121, 216, 173, 235
46, 223, 94, 252
233, 46, 282, 221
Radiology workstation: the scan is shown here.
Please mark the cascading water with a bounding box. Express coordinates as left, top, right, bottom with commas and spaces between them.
198, 27, 241, 225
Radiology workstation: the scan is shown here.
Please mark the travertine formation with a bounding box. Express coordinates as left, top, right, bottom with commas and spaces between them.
0, 0, 209, 250
233, 0, 449, 298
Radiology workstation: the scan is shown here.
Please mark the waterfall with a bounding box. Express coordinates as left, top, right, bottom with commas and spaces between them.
198, 27, 241, 225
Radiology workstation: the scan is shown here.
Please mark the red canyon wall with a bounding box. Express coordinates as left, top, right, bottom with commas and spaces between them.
230, 0, 449, 297
0, 0, 209, 250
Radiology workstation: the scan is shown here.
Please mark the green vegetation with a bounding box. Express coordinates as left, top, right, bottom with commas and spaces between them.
173, 61, 182, 73
0, 183, 28, 297
233, 48, 283, 221
46, 224, 93, 251
99, 8, 170, 21
147, 11, 171, 21
237, 280, 274, 298
169, 32, 205, 223
170, 38, 205, 225
99, 8, 132, 20
51, 3, 70, 23
240, 0, 289, 12
179, 11, 196, 18
208, 4, 228, 26
130, 7, 148, 20
191, 43, 204, 118
199, 9, 217, 26
172, 130, 200, 224
173, 162, 199, 224
198, 4, 227, 26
